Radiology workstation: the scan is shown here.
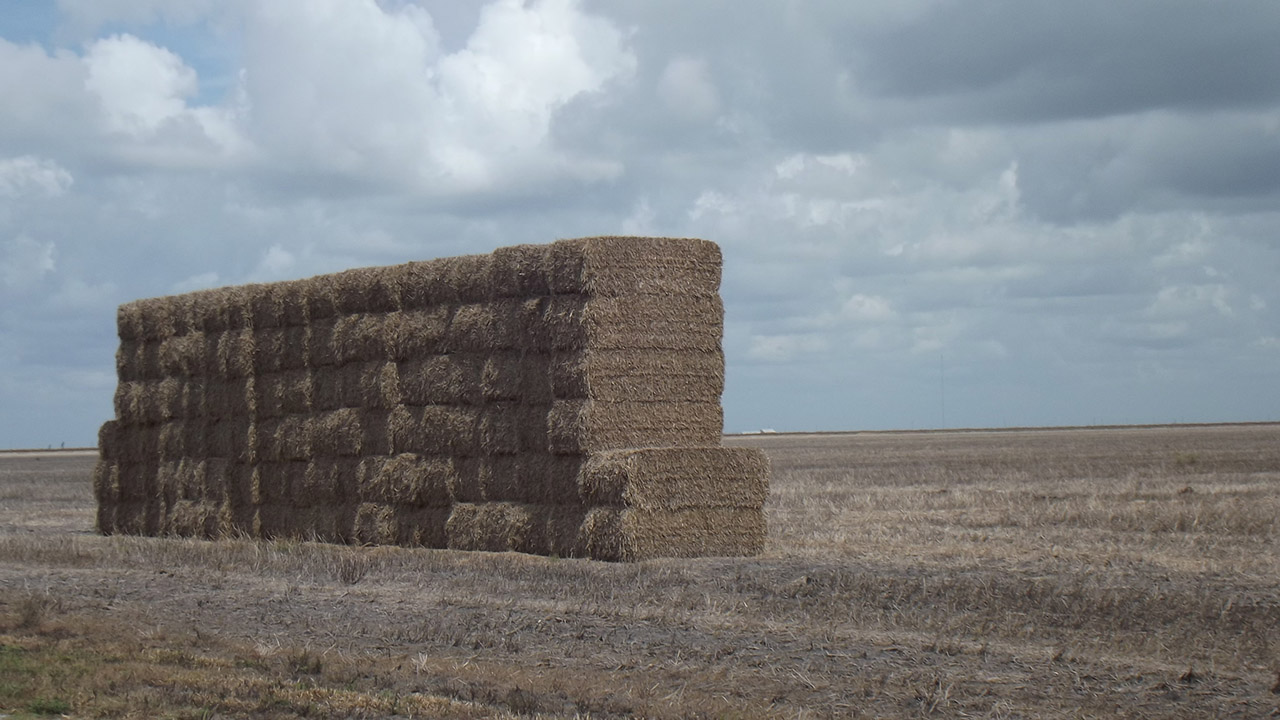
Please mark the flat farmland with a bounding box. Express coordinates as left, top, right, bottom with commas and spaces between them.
1, 424, 1278, 718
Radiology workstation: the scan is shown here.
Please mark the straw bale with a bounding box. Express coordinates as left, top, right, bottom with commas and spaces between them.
392, 405, 480, 456
383, 307, 449, 360
116, 341, 144, 381
248, 283, 287, 330
444, 457, 481, 503
492, 243, 551, 297
97, 420, 122, 462
107, 502, 147, 535
361, 409, 394, 456
297, 458, 359, 507
254, 503, 294, 539
332, 266, 401, 315
116, 301, 145, 342
155, 460, 180, 508
157, 420, 189, 460
301, 275, 339, 321
309, 408, 365, 457
547, 400, 722, 454
110, 425, 159, 465
133, 296, 179, 341
95, 503, 116, 535
202, 458, 231, 505
311, 366, 346, 411
391, 260, 440, 311
539, 294, 723, 352
93, 460, 121, 504
166, 499, 221, 538
550, 349, 724, 402
477, 455, 583, 505
255, 415, 312, 462
340, 361, 401, 409
111, 381, 142, 424
306, 318, 338, 368
215, 328, 256, 378
398, 355, 481, 406
436, 254, 495, 304
255, 370, 314, 418
191, 287, 232, 333
398, 454, 456, 508
480, 353, 526, 402
444, 302, 522, 352
445, 502, 535, 553
294, 507, 351, 543
206, 378, 253, 421
578, 445, 762, 507
227, 463, 256, 507
278, 280, 309, 327
396, 507, 450, 548
253, 462, 307, 505
222, 285, 256, 331
353, 502, 398, 545
278, 326, 309, 370
619, 508, 766, 561
252, 328, 288, 374
477, 403, 523, 456
332, 313, 388, 365
547, 237, 722, 297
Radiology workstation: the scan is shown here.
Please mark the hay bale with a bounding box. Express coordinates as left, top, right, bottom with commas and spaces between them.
550, 349, 724, 402
604, 508, 767, 561
206, 379, 253, 421
343, 361, 401, 410
93, 460, 121, 504
353, 502, 398, 545
227, 462, 256, 508
300, 275, 339, 321
361, 409, 394, 456
364, 452, 455, 507
547, 237, 722, 297
109, 502, 148, 535
111, 425, 159, 465
398, 355, 481, 406
116, 341, 144, 381
297, 458, 358, 507
477, 404, 523, 456
311, 366, 346, 412
254, 415, 312, 462
202, 458, 231, 505
332, 266, 401, 315
492, 243, 551, 298
116, 301, 145, 342
547, 400, 722, 454
480, 353, 525, 402
476, 455, 582, 505
444, 302, 522, 352
439, 254, 495, 304
215, 328, 256, 378
279, 326, 309, 371
579, 447, 768, 510
332, 313, 388, 365
309, 408, 365, 457
252, 328, 287, 375
112, 381, 143, 424
96, 502, 117, 535
255, 370, 314, 418
539, 294, 723, 352
97, 420, 122, 462
253, 461, 307, 505
157, 420, 189, 460
207, 418, 250, 461
248, 283, 286, 330
133, 296, 179, 341
306, 318, 338, 368
383, 307, 449, 360
445, 502, 535, 552
397, 507, 451, 548
392, 405, 479, 456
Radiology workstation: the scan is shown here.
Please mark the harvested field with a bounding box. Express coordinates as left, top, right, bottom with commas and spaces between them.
2, 423, 1278, 718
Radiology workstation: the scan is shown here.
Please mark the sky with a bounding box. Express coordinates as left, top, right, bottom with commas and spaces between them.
1, 0, 1278, 447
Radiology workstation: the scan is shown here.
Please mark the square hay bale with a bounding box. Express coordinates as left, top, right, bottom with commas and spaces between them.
436, 254, 495, 304
383, 307, 450, 360
477, 404, 523, 456
361, 409, 394, 456
599, 508, 767, 561
227, 463, 256, 507
252, 462, 307, 505
306, 318, 339, 368
110, 426, 160, 465
108, 502, 148, 535
579, 447, 768, 511
310, 366, 346, 412
116, 301, 145, 342
255, 370, 314, 418
132, 296, 179, 341
115, 341, 144, 381
492, 243, 551, 297
300, 275, 339, 321
112, 381, 144, 425
445, 502, 535, 553
157, 420, 190, 460
396, 507, 451, 548
332, 266, 401, 315
215, 328, 256, 378
332, 313, 388, 365
278, 280, 309, 327
353, 502, 398, 545
398, 355, 481, 406
97, 420, 123, 462
475, 455, 582, 505
309, 408, 365, 457
547, 237, 722, 297
254, 415, 312, 462
539, 295, 723, 352
202, 458, 231, 505
190, 287, 233, 334
443, 302, 522, 353
392, 405, 480, 456
550, 349, 725, 402
298, 458, 359, 507
480, 353, 526, 402
391, 260, 443, 311
166, 499, 221, 538
340, 361, 401, 410
547, 400, 723, 454
208, 418, 252, 462
206, 377, 254, 421
95, 502, 117, 535
93, 460, 121, 504
252, 328, 288, 375
279, 326, 310, 371
248, 283, 287, 330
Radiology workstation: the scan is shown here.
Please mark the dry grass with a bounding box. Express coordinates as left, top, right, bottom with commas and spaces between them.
2, 424, 1279, 718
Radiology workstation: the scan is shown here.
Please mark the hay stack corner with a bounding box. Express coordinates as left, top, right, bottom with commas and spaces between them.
95, 236, 768, 561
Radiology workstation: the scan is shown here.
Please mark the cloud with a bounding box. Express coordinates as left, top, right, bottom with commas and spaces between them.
1, 235, 56, 292
0, 156, 73, 197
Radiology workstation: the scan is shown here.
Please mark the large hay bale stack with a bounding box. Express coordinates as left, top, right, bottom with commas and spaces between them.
95, 237, 768, 560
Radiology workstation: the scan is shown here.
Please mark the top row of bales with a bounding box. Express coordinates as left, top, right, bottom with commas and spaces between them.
118, 238, 723, 342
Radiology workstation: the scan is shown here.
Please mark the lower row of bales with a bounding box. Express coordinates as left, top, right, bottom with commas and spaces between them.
94, 447, 767, 561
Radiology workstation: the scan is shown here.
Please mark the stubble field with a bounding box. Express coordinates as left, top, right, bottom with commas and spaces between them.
1, 423, 1278, 718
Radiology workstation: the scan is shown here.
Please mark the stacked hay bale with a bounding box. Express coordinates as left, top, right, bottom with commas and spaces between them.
95, 237, 768, 560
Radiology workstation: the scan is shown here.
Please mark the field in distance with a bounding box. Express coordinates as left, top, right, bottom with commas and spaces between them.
1, 424, 1277, 718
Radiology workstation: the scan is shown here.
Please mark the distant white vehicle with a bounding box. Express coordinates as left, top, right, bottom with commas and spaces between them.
760, 428, 777, 434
